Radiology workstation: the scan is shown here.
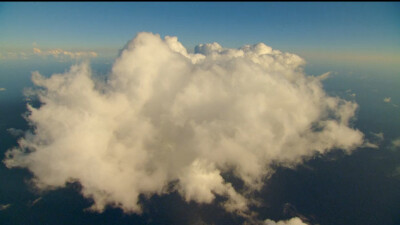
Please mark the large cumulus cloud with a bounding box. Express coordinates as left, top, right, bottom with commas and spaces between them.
4, 32, 363, 216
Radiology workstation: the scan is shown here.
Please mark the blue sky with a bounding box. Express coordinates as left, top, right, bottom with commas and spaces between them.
0, 2, 399, 72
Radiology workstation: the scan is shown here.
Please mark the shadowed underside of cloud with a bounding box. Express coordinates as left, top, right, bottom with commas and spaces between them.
4, 32, 364, 222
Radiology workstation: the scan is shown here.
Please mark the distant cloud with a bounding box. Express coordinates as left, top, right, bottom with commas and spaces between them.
363, 132, 384, 148
362, 141, 379, 149
316, 71, 331, 81
371, 132, 384, 141
384, 97, 391, 103
391, 138, 400, 150
4, 32, 364, 217
0, 47, 97, 61
345, 89, 356, 98
33, 47, 97, 60
264, 217, 307, 225
0, 52, 29, 60
7, 128, 24, 137
28, 197, 42, 207
0, 204, 11, 211
0, 88, 5, 91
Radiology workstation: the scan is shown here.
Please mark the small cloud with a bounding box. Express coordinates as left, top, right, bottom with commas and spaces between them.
0, 88, 5, 91
33, 47, 98, 60
28, 197, 42, 207
33, 48, 42, 54
1, 52, 29, 60
362, 141, 379, 149
363, 132, 384, 148
371, 132, 384, 141
7, 128, 24, 137
4, 32, 365, 216
0, 204, 11, 211
391, 138, 400, 150
384, 97, 391, 103
264, 217, 308, 225
389, 166, 400, 178
345, 89, 356, 97
316, 71, 331, 81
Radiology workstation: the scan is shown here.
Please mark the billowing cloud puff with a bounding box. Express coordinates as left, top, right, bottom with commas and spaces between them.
4, 32, 364, 216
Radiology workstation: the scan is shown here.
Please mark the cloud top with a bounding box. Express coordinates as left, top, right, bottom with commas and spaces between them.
4, 32, 364, 215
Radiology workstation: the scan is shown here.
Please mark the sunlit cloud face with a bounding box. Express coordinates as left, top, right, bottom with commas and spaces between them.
4, 32, 364, 218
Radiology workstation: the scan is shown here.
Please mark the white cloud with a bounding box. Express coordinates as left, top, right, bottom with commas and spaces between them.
371, 132, 384, 141
4, 32, 364, 215
345, 89, 356, 97
384, 97, 391, 103
0, 47, 97, 61
264, 217, 308, 225
316, 71, 331, 81
33, 47, 97, 60
0, 204, 11, 211
0, 52, 29, 60
7, 128, 24, 137
391, 138, 400, 150
28, 197, 42, 207
362, 142, 379, 149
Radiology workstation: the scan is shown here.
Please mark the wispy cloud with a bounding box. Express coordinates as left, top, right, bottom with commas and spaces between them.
391, 138, 400, 150
0, 88, 6, 91
0, 46, 97, 61
33, 47, 97, 60
316, 71, 331, 81
0, 204, 11, 211
371, 132, 384, 141
384, 97, 391, 103
345, 89, 356, 98
28, 197, 42, 207
264, 217, 307, 225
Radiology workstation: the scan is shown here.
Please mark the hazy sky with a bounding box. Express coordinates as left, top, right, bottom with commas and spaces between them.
1, 2, 399, 61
